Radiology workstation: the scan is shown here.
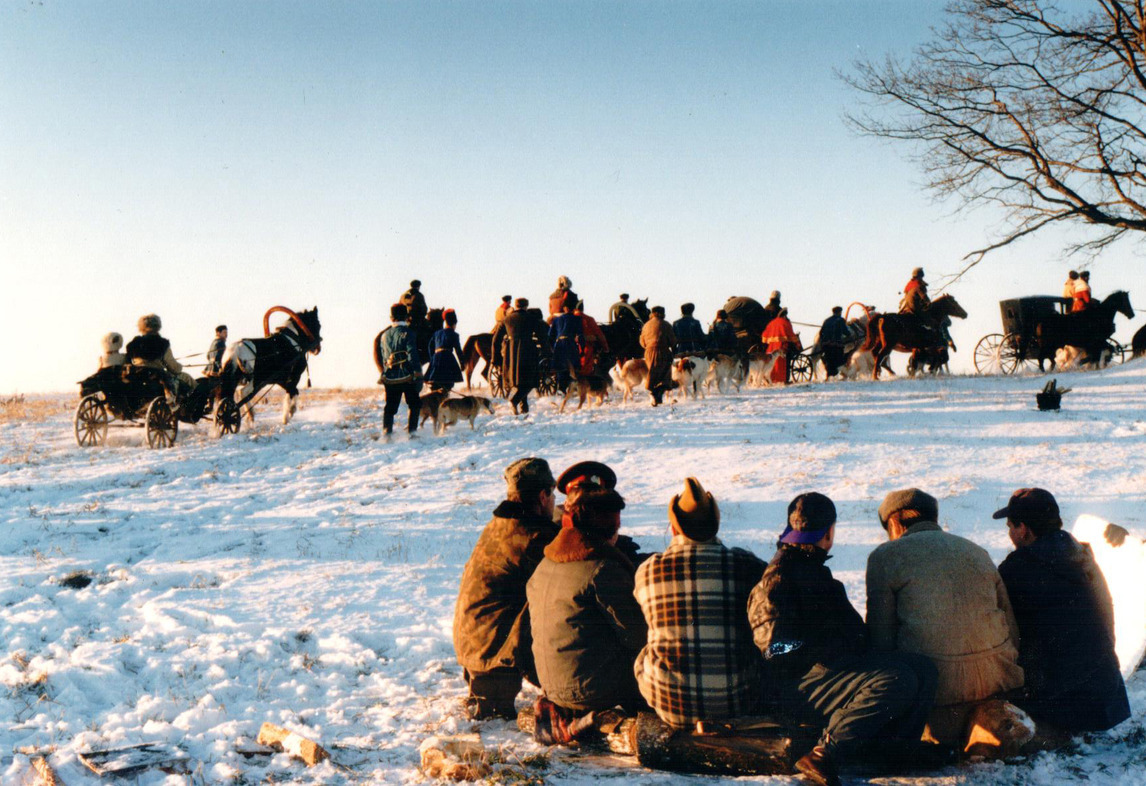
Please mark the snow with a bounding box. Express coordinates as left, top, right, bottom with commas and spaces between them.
2, 364, 1145, 784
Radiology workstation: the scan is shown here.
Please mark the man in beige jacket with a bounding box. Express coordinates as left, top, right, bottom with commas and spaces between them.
866, 488, 1024, 744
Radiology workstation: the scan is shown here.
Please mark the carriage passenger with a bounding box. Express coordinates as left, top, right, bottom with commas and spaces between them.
819, 307, 849, 378
126, 314, 196, 397
761, 308, 801, 385
99, 332, 126, 369
1072, 271, 1092, 312
493, 295, 512, 332
205, 325, 228, 376
610, 293, 640, 323
707, 310, 738, 355
548, 276, 579, 322
426, 309, 465, 393
1063, 270, 1079, 300
762, 291, 783, 328
672, 303, 707, 355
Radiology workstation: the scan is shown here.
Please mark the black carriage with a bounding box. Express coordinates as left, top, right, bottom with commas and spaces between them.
973, 296, 1126, 374
74, 366, 241, 448
487, 354, 560, 398
722, 296, 814, 383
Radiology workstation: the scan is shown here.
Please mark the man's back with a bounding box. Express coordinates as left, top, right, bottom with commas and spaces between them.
634, 537, 766, 727
866, 523, 1023, 704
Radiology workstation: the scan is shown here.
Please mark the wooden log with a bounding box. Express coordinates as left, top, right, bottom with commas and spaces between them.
256, 722, 330, 766
31, 757, 64, 786
633, 713, 815, 776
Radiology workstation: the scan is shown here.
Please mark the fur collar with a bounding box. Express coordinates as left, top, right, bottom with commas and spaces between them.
544, 528, 635, 573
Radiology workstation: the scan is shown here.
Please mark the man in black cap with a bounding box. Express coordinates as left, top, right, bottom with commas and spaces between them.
400, 279, 428, 325
672, 303, 707, 356
454, 458, 559, 719
493, 295, 512, 331
749, 493, 940, 786
818, 307, 850, 379
610, 293, 640, 323
995, 488, 1130, 732
205, 325, 228, 376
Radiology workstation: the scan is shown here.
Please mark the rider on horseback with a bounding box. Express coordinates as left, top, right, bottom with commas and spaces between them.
610, 293, 641, 323
899, 268, 930, 315
400, 280, 428, 325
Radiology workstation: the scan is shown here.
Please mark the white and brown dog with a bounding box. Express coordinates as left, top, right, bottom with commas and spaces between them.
559, 376, 613, 413
705, 354, 743, 394
746, 347, 781, 387
671, 356, 709, 400
614, 358, 649, 403
436, 395, 495, 434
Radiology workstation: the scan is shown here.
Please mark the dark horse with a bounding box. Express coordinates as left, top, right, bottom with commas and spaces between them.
1027, 291, 1134, 371
219, 306, 322, 424
862, 295, 968, 379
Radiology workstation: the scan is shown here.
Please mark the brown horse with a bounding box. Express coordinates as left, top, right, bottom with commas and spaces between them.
462, 333, 494, 390
862, 294, 968, 379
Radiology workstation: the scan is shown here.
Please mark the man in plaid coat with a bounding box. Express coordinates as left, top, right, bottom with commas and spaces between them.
634, 478, 767, 727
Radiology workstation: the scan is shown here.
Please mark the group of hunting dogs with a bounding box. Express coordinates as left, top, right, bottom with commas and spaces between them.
454, 459, 1132, 785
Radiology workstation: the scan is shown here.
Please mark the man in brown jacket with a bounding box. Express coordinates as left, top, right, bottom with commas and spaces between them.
865, 488, 1024, 744
640, 306, 677, 406
453, 458, 559, 719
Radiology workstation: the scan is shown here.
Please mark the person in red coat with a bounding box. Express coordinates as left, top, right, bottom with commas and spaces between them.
574, 301, 610, 378
761, 308, 801, 384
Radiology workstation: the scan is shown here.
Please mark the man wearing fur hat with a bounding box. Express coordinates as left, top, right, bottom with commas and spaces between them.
548, 275, 579, 322
527, 479, 648, 742
672, 303, 707, 356
126, 314, 196, 396
640, 306, 677, 406
762, 290, 783, 328
749, 493, 939, 786
866, 488, 1024, 745
454, 458, 560, 720
995, 488, 1129, 732
99, 333, 126, 369
634, 478, 766, 727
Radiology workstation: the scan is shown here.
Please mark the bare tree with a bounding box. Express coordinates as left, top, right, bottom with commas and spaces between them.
845, 0, 1146, 272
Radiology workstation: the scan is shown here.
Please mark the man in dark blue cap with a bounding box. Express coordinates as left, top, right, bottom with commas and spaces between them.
749, 492, 942, 786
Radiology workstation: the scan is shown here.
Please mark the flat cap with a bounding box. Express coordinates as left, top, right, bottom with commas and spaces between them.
504, 457, 555, 494
878, 488, 938, 526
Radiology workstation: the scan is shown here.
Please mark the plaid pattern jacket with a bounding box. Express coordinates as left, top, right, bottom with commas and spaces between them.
634, 536, 767, 727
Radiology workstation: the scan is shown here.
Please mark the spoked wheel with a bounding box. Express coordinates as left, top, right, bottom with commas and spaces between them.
789, 353, 814, 383
488, 364, 508, 398
973, 333, 1004, 375
74, 394, 108, 447
145, 397, 178, 448
999, 332, 1040, 375
1101, 339, 1126, 367
213, 397, 242, 436
536, 359, 559, 397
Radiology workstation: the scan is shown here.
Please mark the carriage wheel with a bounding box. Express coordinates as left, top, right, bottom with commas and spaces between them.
74, 394, 108, 447
487, 364, 507, 398
973, 334, 1005, 375
536, 359, 559, 397
213, 397, 242, 436
789, 353, 814, 383
999, 332, 1039, 375
1102, 339, 1126, 367
145, 397, 178, 448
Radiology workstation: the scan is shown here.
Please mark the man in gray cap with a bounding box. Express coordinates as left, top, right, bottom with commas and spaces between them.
866, 489, 1024, 746
453, 458, 558, 719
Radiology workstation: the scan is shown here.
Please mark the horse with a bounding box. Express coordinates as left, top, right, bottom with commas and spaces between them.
861, 294, 968, 380
411, 308, 445, 367
809, 304, 894, 379
601, 297, 649, 367
1133, 323, 1146, 359
1026, 291, 1134, 371
219, 306, 322, 425
462, 332, 494, 390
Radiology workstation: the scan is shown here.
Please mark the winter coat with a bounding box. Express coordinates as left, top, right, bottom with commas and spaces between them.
866, 522, 1024, 706
900, 280, 930, 314
492, 308, 551, 392
206, 337, 228, 374
761, 299, 782, 331
377, 322, 421, 384
548, 288, 578, 319
634, 535, 767, 727
453, 500, 561, 678
1072, 282, 1092, 312
425, 327, 464, 386
672, 316, 707, 355
526, 527, 648, 712
761, 316, 800, 353
819, 315, 849, 346
999, 529, 1129, 730
610, 300, 640, 323
400, 288, 428, 324
126, 334, 183, 376
493, 302, 510, 331
708, 320, 738, 354
748, 544, 868, 680
549, 312, 584, 377
577, 313, 609, 376
640, 316, 677, 392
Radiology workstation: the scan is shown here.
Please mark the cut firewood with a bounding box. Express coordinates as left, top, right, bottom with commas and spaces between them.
256, 722, 330, 766
31, 757, 64, 786
78, 743, 188, 777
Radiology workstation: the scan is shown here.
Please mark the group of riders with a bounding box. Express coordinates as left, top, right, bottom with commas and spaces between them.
454, 459, 1131, 785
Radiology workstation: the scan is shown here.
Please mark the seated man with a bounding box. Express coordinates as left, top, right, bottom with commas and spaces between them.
995, 488, 1130, 732
527, 481, 648, 741
708, 309, 738, 356
453, 458, 559, 719
205, 325, 228, 376
749, 493, 938, 786
99, 332, 126, 369
634, 478, 766, 727
672, 303, 707, 355
125, 314, 195, 396
866, 489, 1024, 745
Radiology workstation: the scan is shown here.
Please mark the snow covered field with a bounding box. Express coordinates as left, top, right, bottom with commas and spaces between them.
2, 364, 1145, 785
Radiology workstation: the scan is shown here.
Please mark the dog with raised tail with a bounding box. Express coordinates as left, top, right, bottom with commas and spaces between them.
705, 354, 743, 394
614, 358, 649, 403
746, 347, 781, 387
559, 375, 613, 413
435, 395, 495, 435
671, 356, 709, 400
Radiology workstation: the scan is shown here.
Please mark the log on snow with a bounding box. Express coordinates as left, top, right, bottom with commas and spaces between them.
256, 722, 330, 766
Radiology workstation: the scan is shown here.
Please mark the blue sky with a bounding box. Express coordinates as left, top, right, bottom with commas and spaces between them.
3, 1, 1143, 392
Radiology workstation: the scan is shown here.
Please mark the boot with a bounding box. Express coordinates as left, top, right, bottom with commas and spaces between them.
794, 744, 840, 786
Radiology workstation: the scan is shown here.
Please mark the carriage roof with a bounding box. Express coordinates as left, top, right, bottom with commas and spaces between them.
998, 296, 1071, 336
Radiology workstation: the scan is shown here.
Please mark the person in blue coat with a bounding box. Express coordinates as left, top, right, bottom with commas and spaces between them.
426, 309, 465, 392
673, 303, 707, 355
549, 303, 583, 393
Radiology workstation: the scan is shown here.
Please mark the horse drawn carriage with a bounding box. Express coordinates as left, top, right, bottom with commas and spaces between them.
722, 297, 815, 382
74, 366, 241, 448
973, 295, 1130, 374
